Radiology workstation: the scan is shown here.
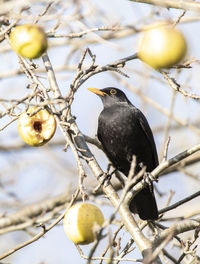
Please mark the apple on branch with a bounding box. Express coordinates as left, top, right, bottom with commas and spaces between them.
17, 107, 56, 147
63, 203, 104, 245
138, 21, 187, 69
10, 24, 48, 59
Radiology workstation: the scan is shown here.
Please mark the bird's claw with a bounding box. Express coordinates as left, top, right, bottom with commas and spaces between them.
94, 173, 111, 193
97, 172, 111, 185
144, 172, 153, 193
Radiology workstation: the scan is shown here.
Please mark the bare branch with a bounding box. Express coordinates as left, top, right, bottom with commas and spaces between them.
0, 189, 79, 260
154, 218, 200, 247
129, 0, 200, 12
159, 190, 200, 215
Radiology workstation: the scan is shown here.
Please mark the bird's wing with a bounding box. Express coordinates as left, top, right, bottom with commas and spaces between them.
136, 110, 159, 168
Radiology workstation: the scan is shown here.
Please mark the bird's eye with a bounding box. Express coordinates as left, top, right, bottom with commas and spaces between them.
110, 89, 117, 95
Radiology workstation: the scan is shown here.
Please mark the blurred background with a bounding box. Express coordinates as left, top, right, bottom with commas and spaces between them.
0, 0, 200, 263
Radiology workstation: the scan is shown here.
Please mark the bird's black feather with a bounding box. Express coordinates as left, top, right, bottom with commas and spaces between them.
92, 87, 158, 220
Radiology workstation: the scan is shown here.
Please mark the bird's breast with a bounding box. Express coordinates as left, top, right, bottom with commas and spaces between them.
98, 105, 135, 137
97, 105, 136, 173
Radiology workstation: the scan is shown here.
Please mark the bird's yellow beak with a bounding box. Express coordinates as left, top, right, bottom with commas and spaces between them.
87, 88, 107, 96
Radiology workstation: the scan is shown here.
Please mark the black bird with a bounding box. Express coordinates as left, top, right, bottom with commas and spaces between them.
88, 87, 158, 220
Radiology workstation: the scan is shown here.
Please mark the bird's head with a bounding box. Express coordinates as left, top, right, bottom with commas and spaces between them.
88, 87, 129, 107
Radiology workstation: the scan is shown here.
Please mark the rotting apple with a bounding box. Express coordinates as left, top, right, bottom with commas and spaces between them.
17, 107, 56, 147
10, 24, 48, 59
138, 22, 187, 69
63, 203, 104, 245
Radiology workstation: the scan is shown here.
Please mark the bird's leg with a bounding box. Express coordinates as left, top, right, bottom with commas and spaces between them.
138, 162, 155, 192
106, 162, 113, 174
99, 163, 116, 185
143, 172, 154, 193
147, 221, 159, 235
94, 163, 116, 192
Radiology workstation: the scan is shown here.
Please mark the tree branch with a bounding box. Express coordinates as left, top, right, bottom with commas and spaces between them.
129, 0, 200, 13
153, 218, 200, 247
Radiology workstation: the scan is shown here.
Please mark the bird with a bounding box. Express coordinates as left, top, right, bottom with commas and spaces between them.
88, 87, 158, 220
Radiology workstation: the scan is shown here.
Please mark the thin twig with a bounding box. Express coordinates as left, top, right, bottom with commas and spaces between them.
0, 189, 79, 260
159, 190, 200, 215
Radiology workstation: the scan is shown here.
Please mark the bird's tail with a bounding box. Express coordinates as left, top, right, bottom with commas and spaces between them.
129, 186, 158, 220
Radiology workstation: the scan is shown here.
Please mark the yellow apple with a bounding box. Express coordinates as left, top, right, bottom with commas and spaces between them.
10, 24, 47, 59
63, 203, 104, 245
138, 22, 187, 69
17, 107, 56, 147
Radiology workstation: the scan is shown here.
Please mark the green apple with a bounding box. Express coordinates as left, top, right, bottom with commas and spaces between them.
138, 22, 187, 69
63, 203, 104, 245
10, 24, 47, 59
